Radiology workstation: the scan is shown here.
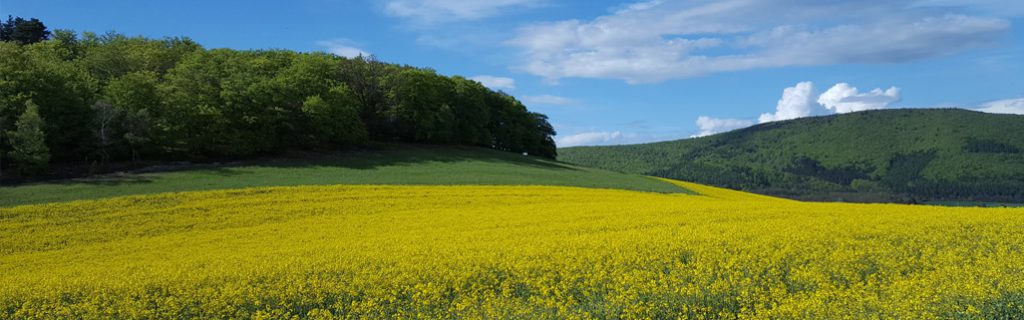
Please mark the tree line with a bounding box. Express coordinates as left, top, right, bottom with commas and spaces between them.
0, 17, 556, 180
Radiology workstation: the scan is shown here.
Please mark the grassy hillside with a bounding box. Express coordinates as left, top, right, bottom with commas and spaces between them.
3, 182, 1023, 318
0, 144, 687, 207
560, 109, 1024, 203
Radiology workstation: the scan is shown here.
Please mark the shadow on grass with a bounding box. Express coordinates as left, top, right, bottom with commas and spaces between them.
73, 175, 155, 186
235, 144, 580, 172
3, 144, 580, 189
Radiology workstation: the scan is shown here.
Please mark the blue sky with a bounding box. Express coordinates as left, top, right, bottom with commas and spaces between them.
3, 0, 1023, 146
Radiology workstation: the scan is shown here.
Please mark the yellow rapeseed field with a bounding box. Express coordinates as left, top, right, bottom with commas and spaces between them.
2, 180, 1023, 318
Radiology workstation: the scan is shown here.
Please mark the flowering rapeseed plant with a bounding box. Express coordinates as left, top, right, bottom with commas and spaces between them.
1, 182, 1022, 318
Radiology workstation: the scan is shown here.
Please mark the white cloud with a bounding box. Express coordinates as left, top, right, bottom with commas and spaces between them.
469, 75, 516, 90
508, 1, 1009, 83
693, 116, 754, 137
522, 94, 574, 105
316, 39, 370, 58
613, 0, 665, 14
818, 83, 902, 113
702, 81, 898, 136
975, 98, 1024, 115
384, 0, 542, 23
557, 131, 646, 147
911, 0, 1024, 17
759, 81, 815, 123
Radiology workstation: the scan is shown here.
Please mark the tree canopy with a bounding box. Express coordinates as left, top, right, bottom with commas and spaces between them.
0, 16, 51, 45
0, 18, 556, 179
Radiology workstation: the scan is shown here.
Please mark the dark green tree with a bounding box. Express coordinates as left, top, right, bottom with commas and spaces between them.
387, 69, 457, 142
451, 77, 492, 146
0, 16, 50, 45
90, 100, 120, 165
0, 40, 97, 160
267, 52, 339, 144
7, 100, 50, 176
340, 55, 390, 137
79, 32, 201, 83
105, 71, 161, 159
159, 49, 244, 156
0, 115, 6, 182
525, 112, 557, 158
301, 84, 368, 145
49, 29, 81, 60
122, 109, 152, 162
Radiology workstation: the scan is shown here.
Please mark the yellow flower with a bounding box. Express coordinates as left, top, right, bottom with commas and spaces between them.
1, 182, 1021, 318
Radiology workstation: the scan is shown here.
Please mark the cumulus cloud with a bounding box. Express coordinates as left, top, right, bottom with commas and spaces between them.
817, 83, 902, 113
384, 0, 542, 23
316, 39, 370, 58
557, 131, 627, 147
975, 98, 1024, 115
508, 1, 1009, 83
469, 75, 516, 90
697, 81, 900, 137
522, 94, 574, 105
693, 116, 754, 137
759, 81, 815, 123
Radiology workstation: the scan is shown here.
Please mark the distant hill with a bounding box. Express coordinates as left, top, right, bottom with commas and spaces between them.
559, 109, 1024, 203
0, 144, 688, 207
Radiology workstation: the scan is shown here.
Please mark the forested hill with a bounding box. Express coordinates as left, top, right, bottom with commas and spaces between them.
560, 109, 1024, 203
0, 22, 555, 181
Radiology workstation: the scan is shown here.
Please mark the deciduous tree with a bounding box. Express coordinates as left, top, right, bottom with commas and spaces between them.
7, 101, 50, 176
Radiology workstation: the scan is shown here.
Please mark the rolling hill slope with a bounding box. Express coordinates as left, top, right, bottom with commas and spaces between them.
560, 109, 1024, 203
0, 144, 689, 207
